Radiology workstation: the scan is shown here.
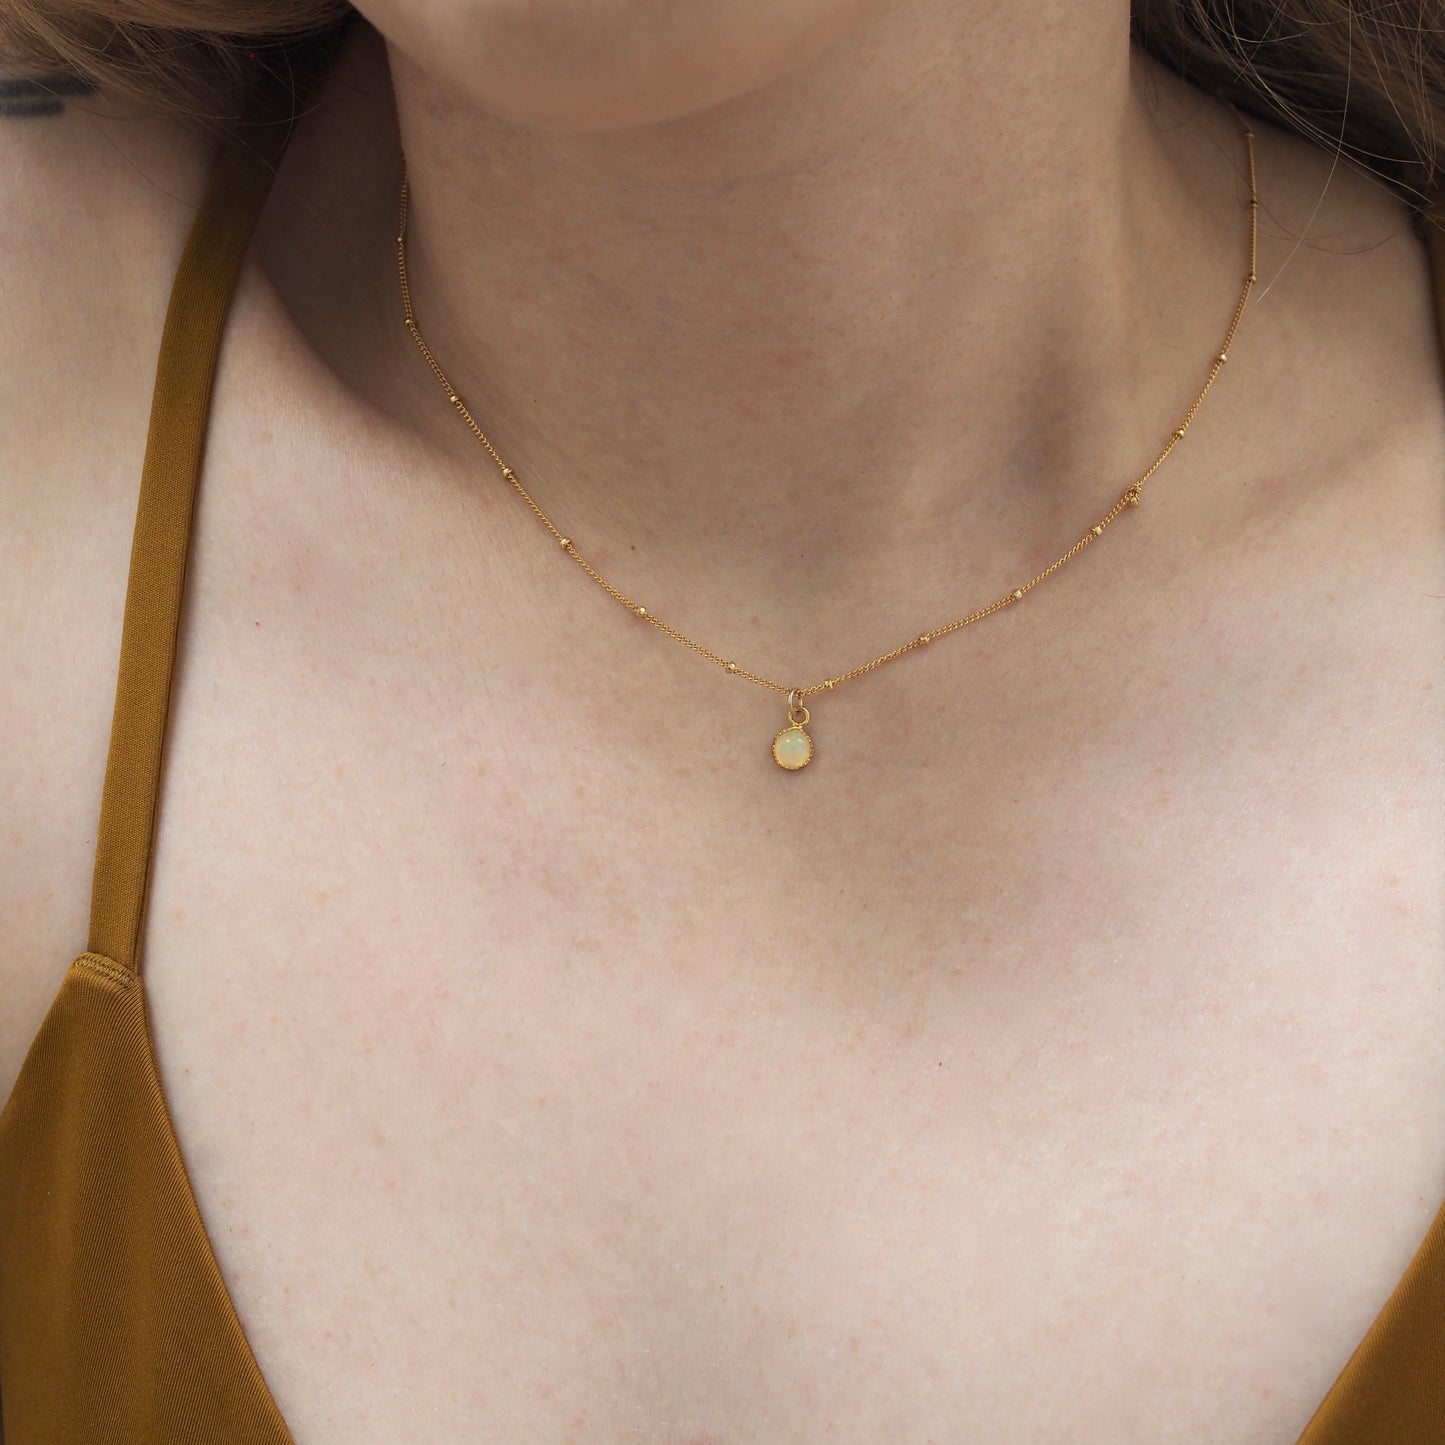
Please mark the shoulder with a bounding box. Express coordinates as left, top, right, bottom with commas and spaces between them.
1143, 62, 1443, 531
1241, 114, 1444, 647
1224, 105, 1444, 514
0, 77, 213, 1099
0, 75, 216, 412
1195, 109, 1444, 880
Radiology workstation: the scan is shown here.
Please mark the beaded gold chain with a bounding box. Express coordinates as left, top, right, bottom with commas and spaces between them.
397, 118, 1258, 771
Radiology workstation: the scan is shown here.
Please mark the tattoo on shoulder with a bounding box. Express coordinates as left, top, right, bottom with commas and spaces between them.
0, 74, 96, 119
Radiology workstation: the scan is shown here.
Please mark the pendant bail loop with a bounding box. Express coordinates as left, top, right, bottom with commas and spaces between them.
787, 689, 810, 727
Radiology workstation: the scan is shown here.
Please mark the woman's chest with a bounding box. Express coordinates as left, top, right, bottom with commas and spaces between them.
132, 580, 1444, 1444
15, 339, 1442, 1440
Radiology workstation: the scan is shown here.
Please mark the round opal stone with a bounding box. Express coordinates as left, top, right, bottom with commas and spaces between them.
772, 725, 813, 770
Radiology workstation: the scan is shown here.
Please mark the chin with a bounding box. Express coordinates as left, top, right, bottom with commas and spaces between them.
353, 0, 882, 130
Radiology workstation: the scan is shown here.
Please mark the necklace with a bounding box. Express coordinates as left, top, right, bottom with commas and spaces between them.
396, 118, 1258, 772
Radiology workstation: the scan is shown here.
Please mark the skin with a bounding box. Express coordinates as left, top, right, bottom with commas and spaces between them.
1, 3, 1443, 1442
301, 0, 1258, 627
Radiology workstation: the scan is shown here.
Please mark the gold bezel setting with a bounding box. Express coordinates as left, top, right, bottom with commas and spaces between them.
771, 724, 814, 771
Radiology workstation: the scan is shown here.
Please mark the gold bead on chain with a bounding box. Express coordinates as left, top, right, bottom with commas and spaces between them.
396, 118, 1259, 772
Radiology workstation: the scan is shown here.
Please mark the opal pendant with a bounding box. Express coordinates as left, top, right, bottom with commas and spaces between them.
772, 723, 813, 770
772, 691, 814, 770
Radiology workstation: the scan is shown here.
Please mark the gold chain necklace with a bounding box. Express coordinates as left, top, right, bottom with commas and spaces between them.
397, 118, 1258, 772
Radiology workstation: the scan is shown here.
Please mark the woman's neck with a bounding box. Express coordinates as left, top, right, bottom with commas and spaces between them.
267, 7, 1257, 623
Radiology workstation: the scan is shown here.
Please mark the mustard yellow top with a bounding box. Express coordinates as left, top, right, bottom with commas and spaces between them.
1, 76, 1443, 1442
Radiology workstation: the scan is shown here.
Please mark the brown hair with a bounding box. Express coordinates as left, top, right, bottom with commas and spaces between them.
2, 0, 1443, 204
0, 1, 352, 116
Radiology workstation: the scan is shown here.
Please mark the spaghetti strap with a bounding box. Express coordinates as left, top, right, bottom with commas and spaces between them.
86, 91, 296, 974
